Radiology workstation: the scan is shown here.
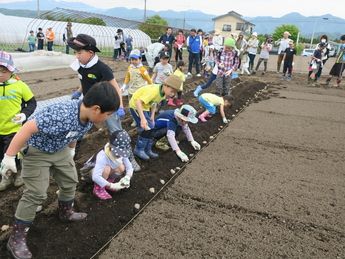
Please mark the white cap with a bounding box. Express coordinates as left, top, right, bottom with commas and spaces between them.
47, 25, 53, 28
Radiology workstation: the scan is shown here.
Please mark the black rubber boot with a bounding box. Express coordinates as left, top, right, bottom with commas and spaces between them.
7, 218, 33, 259
58, 199, 87, 223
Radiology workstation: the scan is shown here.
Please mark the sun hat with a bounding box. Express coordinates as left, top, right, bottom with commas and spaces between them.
160, 50, 170, 59
162, 74, 182, 92
224, 38, 236, 48
0, 51, 18, 72
252, 32, 257, 37
129, 49, 142, 59
109, 130, 132, 157
67, 34, 101, 52
214, 29, 221, 35
174, 105, 198, 124
284, 31, 291, 36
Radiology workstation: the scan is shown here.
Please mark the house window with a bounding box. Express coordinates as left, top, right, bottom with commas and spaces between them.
222, 25, 231, 31
236, 23, 248, 31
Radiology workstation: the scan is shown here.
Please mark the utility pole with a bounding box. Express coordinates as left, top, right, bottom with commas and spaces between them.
37, 0, 40, 18
144, 0, 146, 22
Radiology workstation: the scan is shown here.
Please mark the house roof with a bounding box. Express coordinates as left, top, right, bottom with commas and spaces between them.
212, 10, 255, 26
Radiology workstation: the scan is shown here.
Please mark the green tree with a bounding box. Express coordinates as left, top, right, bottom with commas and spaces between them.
138, 15, 168, 40
272, 24, 299, 43
81, 17, 106, 26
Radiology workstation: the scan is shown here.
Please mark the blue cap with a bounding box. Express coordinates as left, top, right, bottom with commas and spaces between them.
129, 49, 142, 59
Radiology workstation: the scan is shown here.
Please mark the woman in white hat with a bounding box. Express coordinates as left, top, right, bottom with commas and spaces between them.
246, 32, 259, 72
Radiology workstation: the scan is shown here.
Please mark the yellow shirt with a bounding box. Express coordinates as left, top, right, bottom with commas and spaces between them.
173, 70, 185, 91
201, 93, 224, 106
129, 84, 166, 111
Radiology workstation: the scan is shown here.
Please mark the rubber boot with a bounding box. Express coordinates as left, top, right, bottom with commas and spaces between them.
129, 153, 141, 172
14, 170, 24, 187
167, 98, 176, 106
198, 113, 207, 122
133, 136, 150, 160
0, 174, 14, 191
193, 85, 202, 97
176, 99, 183, 106
7, 218, 33, 259
145, 139, 159, 158
58, 199, 87, 223
93, 182, 112, 199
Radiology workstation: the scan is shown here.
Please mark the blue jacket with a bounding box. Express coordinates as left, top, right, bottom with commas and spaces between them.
187, 35, 201, 53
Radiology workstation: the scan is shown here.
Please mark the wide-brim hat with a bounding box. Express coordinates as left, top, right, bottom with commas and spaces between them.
162, 74, 182, 92
67, 34, 101, 52
174, 105, 198, 124
214, 29, 221, 35
109, 130, 131, 157
0, 51, 18, 72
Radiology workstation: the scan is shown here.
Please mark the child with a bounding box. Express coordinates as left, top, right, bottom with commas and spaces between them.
252, 37, 272, 76
168, 60, 186, 106
123, 49, 153, 127
67, 34, 142, 172
281, 40, 296, 81
241, 51, 250, 75
129, 74, 182, 160
36, 28, 45, 50
151, 51, 173, 113
82, 130, 134, 200
0, 51, 37, 191
214, 38, 239, 96
309, 43, 326, 82
155, 43, 171, 66
204, 45, 215, 78
154, 105, 200, 162
198, 93, 234, 123
27, 30, 37, 52
0, 82, 120, 259
321, 34, 345, 87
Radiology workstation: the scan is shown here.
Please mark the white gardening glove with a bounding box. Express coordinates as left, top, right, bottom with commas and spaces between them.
109, 175, 131, 190
292, 62, 295, 66
225, 69, 233, 76
120, 83, 127, 92
281, 60, 284, 64
0, 155, 17, 179
11, 113, 26, 124
218, 63, 225, 69
176, 150, 189, 162
190, 141, 201, 150
222, 117, 228, 124
68, 147, 75, 158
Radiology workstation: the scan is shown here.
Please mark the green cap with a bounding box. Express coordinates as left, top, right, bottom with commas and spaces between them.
224, 38, 236, 48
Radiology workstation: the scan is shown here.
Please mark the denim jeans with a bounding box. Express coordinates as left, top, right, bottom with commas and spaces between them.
201, 73, 217, 89
37, 40, 44, 50
47, 41, 53, 51
29, 43, 35, 52
66, 44, 70, 54
188, 52, 200, 74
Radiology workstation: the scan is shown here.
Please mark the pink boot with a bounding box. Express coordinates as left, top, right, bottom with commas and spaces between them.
198, 114, 207, 122
105, 178, 120, 192
93, 182, 112, 200
167, 98, 176, 106
176, 99, 183, 106
205, 114, 212, 118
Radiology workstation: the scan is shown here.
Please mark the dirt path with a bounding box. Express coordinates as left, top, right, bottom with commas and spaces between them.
99, 76, 345, 258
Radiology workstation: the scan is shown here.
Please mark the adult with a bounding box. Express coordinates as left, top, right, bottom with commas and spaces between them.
158, 27, 175, 58
45, 25, 55, 51
236, 33, 248, 69
186, 29, 202, 77
174, 29, 186, 62
197, 29, 204, 62
113, 29, 126, 61
275, 31, 291, 73
144, 42, 164, 69
36, 28, 44, 50
125, 35, 133, 62
63, 22, 73, 54
212, 29, 223, 52
313, 34, 331, 82
246, 32, 259, 72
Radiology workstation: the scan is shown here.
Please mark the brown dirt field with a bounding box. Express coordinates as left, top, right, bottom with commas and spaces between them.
0, 54, 344, 259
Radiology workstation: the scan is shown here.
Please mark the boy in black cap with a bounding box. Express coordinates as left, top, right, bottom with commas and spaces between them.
67, 34, 141, 172
36, 28, 44, 50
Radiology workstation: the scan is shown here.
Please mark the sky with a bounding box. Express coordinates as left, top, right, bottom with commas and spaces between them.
0, 0, 342, 18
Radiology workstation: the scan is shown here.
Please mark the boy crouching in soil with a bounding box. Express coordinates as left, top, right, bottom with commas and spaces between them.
0, 82, 120, 259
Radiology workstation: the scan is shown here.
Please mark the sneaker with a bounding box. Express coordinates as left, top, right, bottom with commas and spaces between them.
286, 77, 291, 82
280, 76, 285, 81
252, 71, 256, 75
196, 73, 201, 77
261, 72, 265, 76
187, 72, 192, 76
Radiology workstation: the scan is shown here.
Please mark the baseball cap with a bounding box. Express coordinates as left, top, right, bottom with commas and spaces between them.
160, 51, 170, 59
47, 25, 53, 29
129, 49, 142, 59
174, 105, 198, 124
38, 28, 42, 30
0, 51, 18, 72
109, 130, 131, 157
162, 74, 182, 92
67, 34, 101, 52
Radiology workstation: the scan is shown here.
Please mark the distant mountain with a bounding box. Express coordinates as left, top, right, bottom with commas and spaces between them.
1, 1, 344, 38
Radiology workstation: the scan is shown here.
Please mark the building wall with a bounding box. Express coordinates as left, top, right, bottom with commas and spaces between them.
213, 15, 252, 39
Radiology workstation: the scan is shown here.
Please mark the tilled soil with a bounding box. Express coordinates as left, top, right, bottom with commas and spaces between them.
0, 54, 342, 259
